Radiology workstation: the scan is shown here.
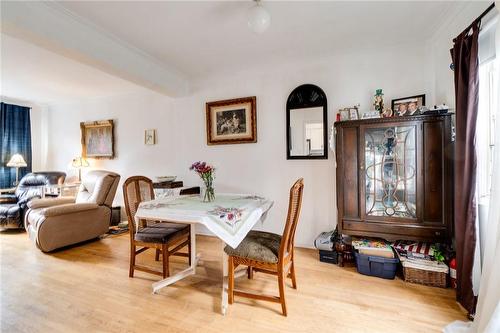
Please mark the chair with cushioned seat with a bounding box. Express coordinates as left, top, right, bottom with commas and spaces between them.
123, 176, 191, 279
0, 172, 66, 229
25, 170, 120, 252
225, 178, 304, 316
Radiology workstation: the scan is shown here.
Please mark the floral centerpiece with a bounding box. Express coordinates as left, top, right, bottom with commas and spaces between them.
190, 161, 215, 202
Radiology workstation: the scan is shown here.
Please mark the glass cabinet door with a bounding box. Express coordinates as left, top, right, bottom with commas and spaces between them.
363, 125, 417, 219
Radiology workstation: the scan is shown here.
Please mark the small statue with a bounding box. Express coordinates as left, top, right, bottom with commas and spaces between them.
382, 108, 393, 118
373, 89, 385, 114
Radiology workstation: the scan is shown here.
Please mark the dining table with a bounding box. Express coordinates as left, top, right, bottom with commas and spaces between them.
134, 193, 274, 315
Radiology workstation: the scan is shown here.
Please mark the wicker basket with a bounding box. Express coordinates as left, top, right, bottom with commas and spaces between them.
402, 266, 448, 288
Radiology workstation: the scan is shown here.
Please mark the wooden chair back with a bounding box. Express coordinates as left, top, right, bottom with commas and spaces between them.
279, 178, 304, 263
122, 176, 155, 236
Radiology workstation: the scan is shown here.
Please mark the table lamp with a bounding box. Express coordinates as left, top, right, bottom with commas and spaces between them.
72, 157, 89, 182
6, 154, 27, 186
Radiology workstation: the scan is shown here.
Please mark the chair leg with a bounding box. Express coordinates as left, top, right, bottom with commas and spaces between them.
162, 244, 169, 278
188, 232, 192, 266
228, 256, 234, 304
289, 260, 297, 289
247, 266, 254, 279
129, 244, 136, 278
278, 269, 287, 316
155, 249, 160, 261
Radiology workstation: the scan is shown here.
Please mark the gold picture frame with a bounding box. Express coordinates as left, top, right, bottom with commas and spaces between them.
206, 96, 257, 145
80, 119, 115, 159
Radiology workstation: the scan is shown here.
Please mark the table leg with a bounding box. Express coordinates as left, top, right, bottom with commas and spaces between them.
221, 241, 228, 315
152, 224, 197, 294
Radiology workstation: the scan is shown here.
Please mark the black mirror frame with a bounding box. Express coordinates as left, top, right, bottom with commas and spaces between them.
286, 84, 328, 160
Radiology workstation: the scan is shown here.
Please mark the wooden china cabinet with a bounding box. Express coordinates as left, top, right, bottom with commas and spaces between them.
335, 114, 454, 242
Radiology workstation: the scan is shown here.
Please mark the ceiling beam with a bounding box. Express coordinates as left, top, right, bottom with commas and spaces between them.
1, 1, 189, 97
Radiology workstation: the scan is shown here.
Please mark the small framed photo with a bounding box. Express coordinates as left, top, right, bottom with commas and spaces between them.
391, 94, 426, 116
349, 108, 359, 120
339, 107, 359, 121
145, 129, 156, 145
339, 109, 350, 121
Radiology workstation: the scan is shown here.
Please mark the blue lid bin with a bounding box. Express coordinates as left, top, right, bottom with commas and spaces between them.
354, 252, 399, 279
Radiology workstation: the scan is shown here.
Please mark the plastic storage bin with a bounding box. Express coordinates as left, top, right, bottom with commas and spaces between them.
355, 252, 399, 279
319, 250, 338, 264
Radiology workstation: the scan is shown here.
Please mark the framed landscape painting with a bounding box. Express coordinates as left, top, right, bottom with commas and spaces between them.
80, 119, 115, 159
206, 96, 257, 145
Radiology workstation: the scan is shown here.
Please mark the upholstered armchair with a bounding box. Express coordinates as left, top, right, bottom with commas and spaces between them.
0, 172, 66, 229
25, 170, 120, 252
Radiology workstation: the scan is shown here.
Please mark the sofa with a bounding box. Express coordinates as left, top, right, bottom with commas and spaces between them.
25, 170, 120, 252
0, 172, 66, 229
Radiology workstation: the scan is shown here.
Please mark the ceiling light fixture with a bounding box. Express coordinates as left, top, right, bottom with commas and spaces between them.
247, 0, 271, 34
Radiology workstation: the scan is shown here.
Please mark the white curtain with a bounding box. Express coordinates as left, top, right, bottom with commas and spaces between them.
474, 3, 500, 330
445, 2, 500, 332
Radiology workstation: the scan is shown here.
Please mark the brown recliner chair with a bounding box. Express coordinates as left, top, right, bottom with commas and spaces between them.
25, 170, 120, 252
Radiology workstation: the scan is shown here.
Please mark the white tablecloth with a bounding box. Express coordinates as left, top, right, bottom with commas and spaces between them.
136, 194, 273, 248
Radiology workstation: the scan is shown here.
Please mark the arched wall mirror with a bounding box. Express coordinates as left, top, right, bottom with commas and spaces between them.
286, 84, 328, 159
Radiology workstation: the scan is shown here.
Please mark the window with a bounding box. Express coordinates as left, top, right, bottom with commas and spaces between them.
476, 57, 498, 202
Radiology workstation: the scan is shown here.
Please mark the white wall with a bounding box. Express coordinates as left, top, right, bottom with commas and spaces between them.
428, 1, 492, 109
45, 92, 177, 205
0, 96, 48, 171
44, 42, 431, 248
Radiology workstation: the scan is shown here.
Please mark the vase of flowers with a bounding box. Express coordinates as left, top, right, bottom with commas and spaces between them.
190, 161, 215, 202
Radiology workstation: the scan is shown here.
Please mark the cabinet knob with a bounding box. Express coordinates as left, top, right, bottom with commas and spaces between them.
435, 231, 441, 236
360, 164, 365, 171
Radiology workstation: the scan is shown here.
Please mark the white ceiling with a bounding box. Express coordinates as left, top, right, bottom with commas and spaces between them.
56, 1, 462, 79
0, 34, 147, 105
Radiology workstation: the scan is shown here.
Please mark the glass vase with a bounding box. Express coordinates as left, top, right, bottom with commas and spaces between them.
203, 184, 215, 202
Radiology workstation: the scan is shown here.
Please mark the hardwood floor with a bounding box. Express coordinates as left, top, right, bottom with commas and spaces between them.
1, 230, 465, 333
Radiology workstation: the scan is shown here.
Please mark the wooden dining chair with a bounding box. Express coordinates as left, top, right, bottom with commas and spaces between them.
224, 178, 304, 316
123, 176, 191, 279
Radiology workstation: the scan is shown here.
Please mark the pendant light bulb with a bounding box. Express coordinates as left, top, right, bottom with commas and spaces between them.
247, 0, 271, 34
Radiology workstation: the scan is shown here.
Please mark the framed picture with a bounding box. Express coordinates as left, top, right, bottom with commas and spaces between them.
391, 94, 426, 116
349, 108, 359, 120
206, 96, 257, 145
339, 109, 350, 121
339, 107, 359, 121
80, 120, 114, 159
145, 129, 156, 145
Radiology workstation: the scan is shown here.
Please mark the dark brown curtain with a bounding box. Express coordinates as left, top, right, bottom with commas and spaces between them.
450, 23, 479, 315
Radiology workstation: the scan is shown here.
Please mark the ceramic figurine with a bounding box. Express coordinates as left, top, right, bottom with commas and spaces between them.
382, 108, 393, 118
373, 89, 384, 115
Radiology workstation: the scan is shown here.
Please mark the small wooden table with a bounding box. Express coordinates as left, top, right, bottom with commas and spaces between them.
134, 193, 273, 315
0, 187, 16, 194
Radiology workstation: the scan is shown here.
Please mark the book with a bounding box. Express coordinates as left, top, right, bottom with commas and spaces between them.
352, 237, 395, 258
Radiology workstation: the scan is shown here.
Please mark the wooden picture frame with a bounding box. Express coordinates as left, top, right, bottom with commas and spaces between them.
339, 107, 359, 121
145, 129, 156, 145
206, 96, 257, 145
339, 109, 350, 121
391, 94, 426, 116
80, 119, 115, 159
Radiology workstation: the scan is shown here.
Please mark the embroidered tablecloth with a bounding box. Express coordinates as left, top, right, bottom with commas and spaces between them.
136, 194, 273, 248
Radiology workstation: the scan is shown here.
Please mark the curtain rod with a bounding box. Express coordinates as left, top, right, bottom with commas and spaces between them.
454, 2, 496, 42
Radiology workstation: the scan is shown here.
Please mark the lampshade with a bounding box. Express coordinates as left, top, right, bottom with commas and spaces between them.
6, 154, 27, 167
247, 0, 271, 34
72, 156, 90, 168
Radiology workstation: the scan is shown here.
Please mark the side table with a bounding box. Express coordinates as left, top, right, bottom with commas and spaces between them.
0, 187, 16, 194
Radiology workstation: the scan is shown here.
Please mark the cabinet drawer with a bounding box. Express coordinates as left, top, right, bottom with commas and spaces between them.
342, 220, 447, 241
